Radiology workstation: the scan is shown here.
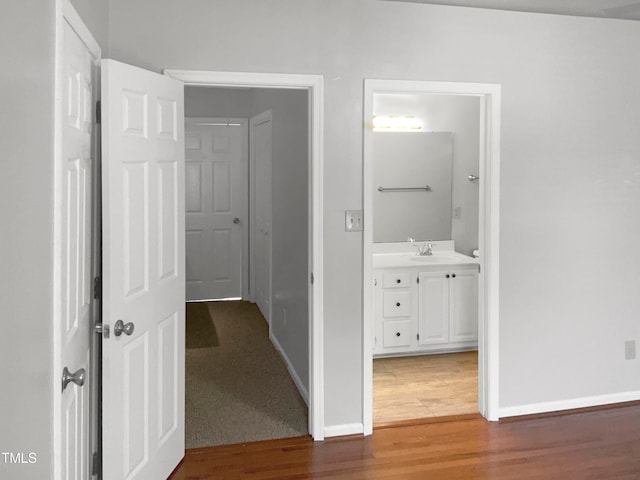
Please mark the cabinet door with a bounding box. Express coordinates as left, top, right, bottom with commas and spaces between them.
450, 269, 478, 342
418, 271, 449, 345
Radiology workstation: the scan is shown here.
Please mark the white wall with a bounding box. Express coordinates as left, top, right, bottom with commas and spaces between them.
72, 0, 640, 429
250, 89, 310, 393
69, 0, 109, 51
374, 94, 480, 255
185, 87, 253, 118
0, 3, 56, 479
184, 87, 310, 393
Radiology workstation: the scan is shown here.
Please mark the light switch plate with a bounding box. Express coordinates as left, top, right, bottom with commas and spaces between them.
625, 340, 636, 360
345, 210, 363, 232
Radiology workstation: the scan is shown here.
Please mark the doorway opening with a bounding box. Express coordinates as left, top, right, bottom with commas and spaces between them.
183, 86, 311, 446
165, 70, 325, 442
362, 80, 501, 434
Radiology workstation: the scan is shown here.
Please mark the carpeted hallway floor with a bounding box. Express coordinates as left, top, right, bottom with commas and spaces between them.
185, 301, 308, 448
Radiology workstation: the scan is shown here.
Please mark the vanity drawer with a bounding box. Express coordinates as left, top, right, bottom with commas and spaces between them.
383, 320, 412, 348
383, 291, 411, 317
383, 272, 412, 289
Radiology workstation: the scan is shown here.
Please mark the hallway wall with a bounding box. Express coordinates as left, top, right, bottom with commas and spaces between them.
1, 2, 58, 479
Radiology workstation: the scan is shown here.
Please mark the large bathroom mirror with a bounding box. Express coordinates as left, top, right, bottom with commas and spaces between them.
372, 93, 481, 256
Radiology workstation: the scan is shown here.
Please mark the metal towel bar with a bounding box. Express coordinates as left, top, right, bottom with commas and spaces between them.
377, 186, 431, 192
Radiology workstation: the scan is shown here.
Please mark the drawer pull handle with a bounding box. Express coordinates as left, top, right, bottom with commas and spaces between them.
396, 332, 401, 337
396, 302, 401, 307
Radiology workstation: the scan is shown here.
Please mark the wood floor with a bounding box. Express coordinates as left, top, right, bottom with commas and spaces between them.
374, 351, 477, 424
168, 403, 640, 479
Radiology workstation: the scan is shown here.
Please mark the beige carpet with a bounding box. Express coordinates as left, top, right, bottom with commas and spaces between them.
185, 301, 308, 448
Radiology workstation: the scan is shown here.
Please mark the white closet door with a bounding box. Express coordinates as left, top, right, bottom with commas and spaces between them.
250, 110, 272, 323
101, 59, 185, 480
59, 9, 98, 479
185, 118, 247, 301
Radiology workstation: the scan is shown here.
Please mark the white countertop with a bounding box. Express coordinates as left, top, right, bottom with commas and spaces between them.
373, 250, 479, 269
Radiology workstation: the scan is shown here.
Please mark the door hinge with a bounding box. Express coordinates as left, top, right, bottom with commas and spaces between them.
417, 333, 420, 341
95, 323, 109, 338
95, 100, 101, 124
91, 451, 100, 476
417, 276, 420, 283
310, 272, 314, 284
93, 276, 101, 300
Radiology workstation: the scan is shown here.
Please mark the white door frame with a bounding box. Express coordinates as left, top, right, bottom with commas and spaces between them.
164, 69, 325, 440
53, 1, 101, 479
249, 110, 273, 323
362, 79, 501, 434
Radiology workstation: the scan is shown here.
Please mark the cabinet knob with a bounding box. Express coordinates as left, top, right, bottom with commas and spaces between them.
446, 274, 450, 278
396, 332, 401, 337
396, 302, 401, 307
396, 279, 401, 284
452, 274, 456, 278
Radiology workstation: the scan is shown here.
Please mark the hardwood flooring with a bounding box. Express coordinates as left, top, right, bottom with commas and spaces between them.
168, 404, 640, 479
374, 351, 477, 424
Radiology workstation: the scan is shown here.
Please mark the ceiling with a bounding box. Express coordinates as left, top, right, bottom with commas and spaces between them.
381, 0, 640, 21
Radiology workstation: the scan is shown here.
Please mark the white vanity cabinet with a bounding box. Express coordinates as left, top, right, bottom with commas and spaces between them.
373, 263, 478, 357
418, 267, 478, 348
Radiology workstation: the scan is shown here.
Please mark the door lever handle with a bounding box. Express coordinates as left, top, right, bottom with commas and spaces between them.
114, 319, 135, 337
62, 367, 86, 392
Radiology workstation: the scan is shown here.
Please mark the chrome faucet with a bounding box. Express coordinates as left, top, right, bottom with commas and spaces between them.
419, 242, 434, 256
408, 237, 433, 256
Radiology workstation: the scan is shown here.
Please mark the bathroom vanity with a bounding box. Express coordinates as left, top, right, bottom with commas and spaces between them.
373, 241, 479, 357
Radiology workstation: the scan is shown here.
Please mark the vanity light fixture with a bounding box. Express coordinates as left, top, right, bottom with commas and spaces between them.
372, 115, 423, 132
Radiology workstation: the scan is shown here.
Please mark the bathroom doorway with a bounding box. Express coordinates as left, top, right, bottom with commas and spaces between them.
362, 79, 502, 433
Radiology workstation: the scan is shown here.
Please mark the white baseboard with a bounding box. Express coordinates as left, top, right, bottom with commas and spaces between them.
269, 332, 309, 405
498, 391, 640, 418
323, 423, 364, 438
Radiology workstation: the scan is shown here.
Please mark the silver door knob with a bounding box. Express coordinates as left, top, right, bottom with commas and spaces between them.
62, 367, 86, 392
233, 217, 240, 224
114, 319, 135, 337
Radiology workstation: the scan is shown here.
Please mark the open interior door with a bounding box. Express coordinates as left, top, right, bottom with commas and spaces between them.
101, 59, 185, 480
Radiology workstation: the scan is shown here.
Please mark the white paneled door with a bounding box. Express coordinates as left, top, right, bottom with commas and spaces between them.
185, 118, 248, 301
250, 111, 273, 324
101, 59, 185, 480
59, 12, 97, 480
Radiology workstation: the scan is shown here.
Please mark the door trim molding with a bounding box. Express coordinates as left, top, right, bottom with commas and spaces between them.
362, 79, 501, 434
53, 1, 101, 479
165, 69, 325, 440
249, 109, 273, 323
